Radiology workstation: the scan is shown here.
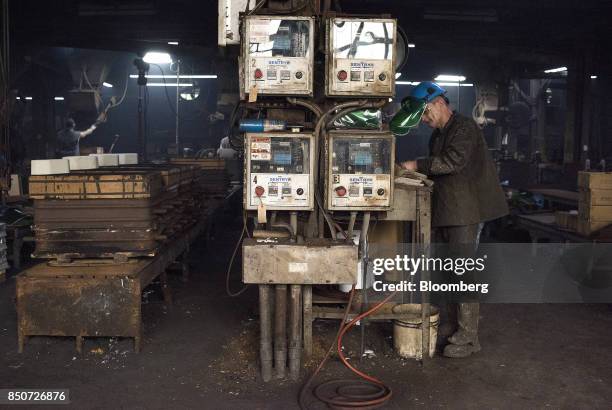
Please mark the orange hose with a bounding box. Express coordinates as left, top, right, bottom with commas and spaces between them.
336, 291, 398, 386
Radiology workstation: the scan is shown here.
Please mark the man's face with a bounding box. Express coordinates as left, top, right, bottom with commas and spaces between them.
421, 98, 445, 129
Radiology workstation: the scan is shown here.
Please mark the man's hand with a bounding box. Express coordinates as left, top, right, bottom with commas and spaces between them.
401, 160, 417, 171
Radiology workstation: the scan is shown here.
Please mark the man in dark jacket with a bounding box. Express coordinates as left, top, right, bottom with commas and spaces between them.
55, 118, 98, 158
400, 81, 508, 358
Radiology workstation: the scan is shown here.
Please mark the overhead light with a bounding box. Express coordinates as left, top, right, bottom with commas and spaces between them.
143, 52, 173, 64
15, 97, 20, 100
25, 96, 33, 100
54, 96, 65, 101
167, 41, 179, 45
590, 75, 597, 79
408, 43, 416, 48
437, 82, 473, 87
130, 74, 217, 79
544, 66, 567, 73
102, 82, 113, 88
395, 73, 402, 79
146, 82, 194, 87
396, 81, 421, 86
435, 74, 466, 82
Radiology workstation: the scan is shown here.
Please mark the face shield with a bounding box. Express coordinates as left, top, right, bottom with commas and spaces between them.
390, 96, 427, 136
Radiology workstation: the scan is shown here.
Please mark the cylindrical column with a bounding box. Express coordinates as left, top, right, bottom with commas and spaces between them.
259, 285, 273, 382
274, 284, 288, 378
288, 284, 302, 380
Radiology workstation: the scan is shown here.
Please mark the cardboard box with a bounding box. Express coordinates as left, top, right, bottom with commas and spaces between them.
578, 202, 612, 221
579, 189, 612, 206
577, 219, 612, 236
578, 172, 612, 190
555, 211, 578, 231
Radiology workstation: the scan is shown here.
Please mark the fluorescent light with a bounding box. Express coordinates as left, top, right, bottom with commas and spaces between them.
435, 74, 466, 82
408, 43, 416, 48
25, 96, 33, 100
395, 73, 402, 79
544, 66, 567, 73
143, 52, 173, 64
102, 82, 113, 88
590, 75, 597, 79
54, 96, 65, 101
396, 81, 421, 86
130, 74, 217, 79
437, 82, 473, 87
146, 83, 194, 87
167, 41, 179, 45
15, 97, 20, 100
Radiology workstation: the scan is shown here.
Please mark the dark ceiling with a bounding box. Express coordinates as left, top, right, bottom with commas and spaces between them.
8, 0, 612, 77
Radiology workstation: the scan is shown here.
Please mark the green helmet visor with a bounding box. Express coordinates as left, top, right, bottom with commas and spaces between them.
390, 97, 427, 136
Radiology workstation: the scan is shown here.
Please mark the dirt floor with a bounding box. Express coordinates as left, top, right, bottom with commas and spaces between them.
1, 210, 612, 409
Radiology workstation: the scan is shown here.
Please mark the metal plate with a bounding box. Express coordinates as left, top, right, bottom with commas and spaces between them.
242, 238, 358, 284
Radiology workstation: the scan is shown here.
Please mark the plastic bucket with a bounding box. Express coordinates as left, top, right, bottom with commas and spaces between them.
392, 304, 439, 359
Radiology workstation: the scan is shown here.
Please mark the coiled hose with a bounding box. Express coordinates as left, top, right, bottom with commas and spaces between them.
299, 288, 398, 409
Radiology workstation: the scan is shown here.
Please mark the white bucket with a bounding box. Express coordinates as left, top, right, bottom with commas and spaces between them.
392, 304, 439, 359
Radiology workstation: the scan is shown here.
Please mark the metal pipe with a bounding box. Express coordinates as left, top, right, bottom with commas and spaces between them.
290, 212, 298, 243
271, 222, 295, 240
288, 284, 302, 380
175, 60, 180, 157
274, 285, 288, 378
286, 97, 323, 118
252, 229, 290, 239
359, 212, 371, 358
347, 211, 357, 242
259, 285, 273, 382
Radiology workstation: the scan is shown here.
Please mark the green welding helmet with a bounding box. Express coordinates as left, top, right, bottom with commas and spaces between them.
389, 96, 427, 136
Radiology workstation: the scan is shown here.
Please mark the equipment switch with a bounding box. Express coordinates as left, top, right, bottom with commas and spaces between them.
335, 186, 347, 197
255, 186, 265, 197
296, 188, 304, 196
377, 188, 385, 196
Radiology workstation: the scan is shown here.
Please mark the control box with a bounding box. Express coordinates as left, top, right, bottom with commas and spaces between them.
245, 132, 315, 211
241, 15, 314, 97
325, 130, 395, 211
325, 17, 397, 97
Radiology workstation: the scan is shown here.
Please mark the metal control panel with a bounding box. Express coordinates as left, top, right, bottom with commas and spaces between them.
245, 132, 315, 211
326, 18, 396, 97
242, 16, 314, 97
325, 130, 395, 211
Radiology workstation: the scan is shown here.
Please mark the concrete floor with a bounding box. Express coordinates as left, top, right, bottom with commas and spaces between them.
1, 212, 612, 409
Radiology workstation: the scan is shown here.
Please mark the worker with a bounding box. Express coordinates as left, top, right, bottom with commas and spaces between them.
55, 117, 99, 157
399, 81, 508, 358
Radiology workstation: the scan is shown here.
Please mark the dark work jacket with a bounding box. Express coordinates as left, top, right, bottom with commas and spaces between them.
416, 113, 508, 227
56, 128, 81, 157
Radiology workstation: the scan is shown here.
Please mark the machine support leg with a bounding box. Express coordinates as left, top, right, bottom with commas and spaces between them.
274, 284, 288, 378
303, 285, 313, 358
259, 285, 273, 382
288, 284, 302, 380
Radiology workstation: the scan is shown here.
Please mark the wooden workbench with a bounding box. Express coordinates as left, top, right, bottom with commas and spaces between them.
16, 214, 210, 353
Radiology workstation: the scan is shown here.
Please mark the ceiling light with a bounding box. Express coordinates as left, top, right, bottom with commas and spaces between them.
25, 96, 33, 100
396, 81, 421, 86
590, 75, 597, 79
54, 96, 65, 101
143, 52, 173, 64
395, 73, 402, 79
167, 41, 179, 45
146, 83, 194, 87
435, 74, 466, 82
102, 82, 113, 88
15, 97, 20, 100
544, 66, 567, 73
408, 43, 416, 48
130, 74, 217, 79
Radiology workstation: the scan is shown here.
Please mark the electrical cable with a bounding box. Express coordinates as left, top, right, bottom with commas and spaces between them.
225, 211, 250, 297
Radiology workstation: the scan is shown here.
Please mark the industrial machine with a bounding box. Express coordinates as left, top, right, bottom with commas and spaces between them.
325, 130, 395, 211
241, 15, 315, 97
325, 17, 397, 97
244, 132, 315, 211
